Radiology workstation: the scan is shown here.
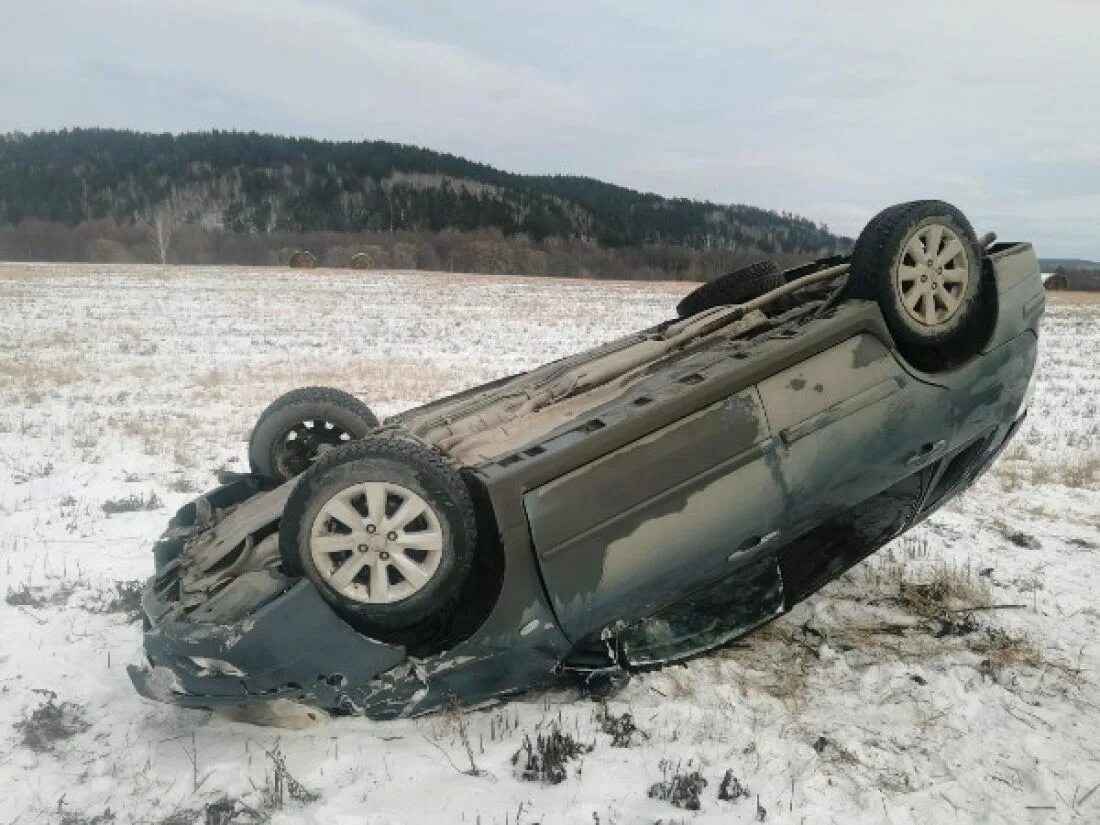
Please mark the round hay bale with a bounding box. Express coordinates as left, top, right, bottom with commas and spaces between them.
349, 252, 372, 270
289, 250, 318, 269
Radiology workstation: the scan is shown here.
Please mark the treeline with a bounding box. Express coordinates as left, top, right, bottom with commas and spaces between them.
0, 218, 816, 281
0, 129, 849, 279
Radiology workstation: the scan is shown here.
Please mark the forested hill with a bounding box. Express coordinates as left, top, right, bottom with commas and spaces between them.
0, 129, 848, 279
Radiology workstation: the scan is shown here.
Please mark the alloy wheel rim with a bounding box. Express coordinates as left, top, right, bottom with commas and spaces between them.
895, 222, 970, 326
309, 481, 444, 604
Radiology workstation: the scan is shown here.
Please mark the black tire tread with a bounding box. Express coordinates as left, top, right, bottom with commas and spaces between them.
249, 386, 379, 482
676, 260, 784, 318
252, 386, 378, 430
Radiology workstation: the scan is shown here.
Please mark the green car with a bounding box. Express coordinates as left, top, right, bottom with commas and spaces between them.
129, 200, 1043, 717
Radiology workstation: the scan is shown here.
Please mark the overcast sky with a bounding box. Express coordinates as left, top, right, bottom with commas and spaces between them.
3, 0, 1099, 257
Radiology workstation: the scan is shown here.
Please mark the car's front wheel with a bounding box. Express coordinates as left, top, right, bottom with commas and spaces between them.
279, 434, 476, 637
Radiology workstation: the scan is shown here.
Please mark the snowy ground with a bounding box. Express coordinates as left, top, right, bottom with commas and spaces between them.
0, 264, 1097, 825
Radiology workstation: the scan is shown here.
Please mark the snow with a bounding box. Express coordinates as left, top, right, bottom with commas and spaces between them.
0, 265, 1097, 824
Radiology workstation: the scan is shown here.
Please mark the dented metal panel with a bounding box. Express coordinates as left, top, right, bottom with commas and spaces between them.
132, 580, 407, 702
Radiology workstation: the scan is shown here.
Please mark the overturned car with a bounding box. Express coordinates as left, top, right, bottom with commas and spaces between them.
129, 200, 1044, 718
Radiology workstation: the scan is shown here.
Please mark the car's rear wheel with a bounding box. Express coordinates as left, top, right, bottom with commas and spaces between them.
848, 201, 982, 353
676, 260, 784, 318
249, 387, 379, 485
279, 434, 476, 636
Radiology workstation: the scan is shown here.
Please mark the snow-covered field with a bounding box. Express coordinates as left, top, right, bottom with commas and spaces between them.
1, 264, 1097, 825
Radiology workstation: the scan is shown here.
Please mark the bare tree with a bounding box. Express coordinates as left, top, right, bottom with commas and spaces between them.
145, 203, 176, 264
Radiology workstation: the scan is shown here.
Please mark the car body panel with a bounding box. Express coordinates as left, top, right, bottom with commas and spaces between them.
129, 241, 1044, 718
760, 333, 955, 536
524, 387, 785, 640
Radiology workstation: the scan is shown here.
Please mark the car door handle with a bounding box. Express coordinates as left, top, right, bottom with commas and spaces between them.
905, 439, 947, 466
728, 530, 780, 561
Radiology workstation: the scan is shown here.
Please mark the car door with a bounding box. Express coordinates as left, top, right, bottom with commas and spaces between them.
757, 333, 954, 542
523, 386, 787, 642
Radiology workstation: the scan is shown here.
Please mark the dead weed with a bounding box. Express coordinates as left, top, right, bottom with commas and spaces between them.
648, 760, 707, 811
15, 691, 90, 752
513, 723, 594, 784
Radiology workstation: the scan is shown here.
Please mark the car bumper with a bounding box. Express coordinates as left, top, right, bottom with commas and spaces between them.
128, 576, 412, 714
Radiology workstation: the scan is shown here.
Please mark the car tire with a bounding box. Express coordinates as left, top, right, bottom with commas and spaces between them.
847, 201, 983, 352
279, 433, 476, 636
249, 387, 379, 485
676, 261, 785, 318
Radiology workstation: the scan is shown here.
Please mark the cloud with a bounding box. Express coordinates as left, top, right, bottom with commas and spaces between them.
2, 0, 592, 151
1, 0, 1098, 256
